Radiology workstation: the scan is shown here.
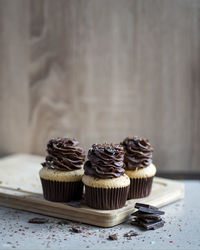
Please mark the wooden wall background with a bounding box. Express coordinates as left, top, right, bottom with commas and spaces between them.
0, 0, 200, 172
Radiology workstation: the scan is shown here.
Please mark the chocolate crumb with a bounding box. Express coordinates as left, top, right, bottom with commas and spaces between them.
70, 227, 82, 233
108, 234, 118, 240
57, 220, 69, 225
28, 218, 49, 224
124, 230, 138, 237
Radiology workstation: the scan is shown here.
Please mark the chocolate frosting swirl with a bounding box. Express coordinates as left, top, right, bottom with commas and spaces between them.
41, 138, 85, 171
84, 143, 125, 179
121, 136, 153, 170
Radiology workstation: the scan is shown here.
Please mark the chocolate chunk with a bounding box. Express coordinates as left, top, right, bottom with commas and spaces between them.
108, 234, 118, 240
135, 203, 158, 210
138, 207, 164, 215
135, 203, 165, 215
124, 230, 138, 237
132, 211, 162, 220
131, 218, 141, 226
70, 227, 82, 233
131, 203, 165, 230
28, 218, 49, 224
139, 220, 165, 230
140, 217, 162, 224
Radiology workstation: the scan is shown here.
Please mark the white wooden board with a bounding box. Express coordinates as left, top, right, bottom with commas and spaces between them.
0, 154, 184, 227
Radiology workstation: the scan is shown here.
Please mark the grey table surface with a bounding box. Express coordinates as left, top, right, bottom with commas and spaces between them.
0, 180, 199, 250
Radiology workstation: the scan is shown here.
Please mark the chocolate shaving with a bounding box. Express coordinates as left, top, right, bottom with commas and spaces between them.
124, 230, 138, 237
70, 227, 82, 233
28, 218, 49, 224
57, 220, 69, 225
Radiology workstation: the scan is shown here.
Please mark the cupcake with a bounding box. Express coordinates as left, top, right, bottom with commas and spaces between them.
39, 138, 85, 202
82, 143, 130, 210
121, 136, 156, 199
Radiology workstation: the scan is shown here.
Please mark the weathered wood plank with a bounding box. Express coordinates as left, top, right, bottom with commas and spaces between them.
0, 0, 199, 171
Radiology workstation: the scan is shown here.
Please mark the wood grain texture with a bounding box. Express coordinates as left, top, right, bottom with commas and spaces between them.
0, 0, 200, 171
